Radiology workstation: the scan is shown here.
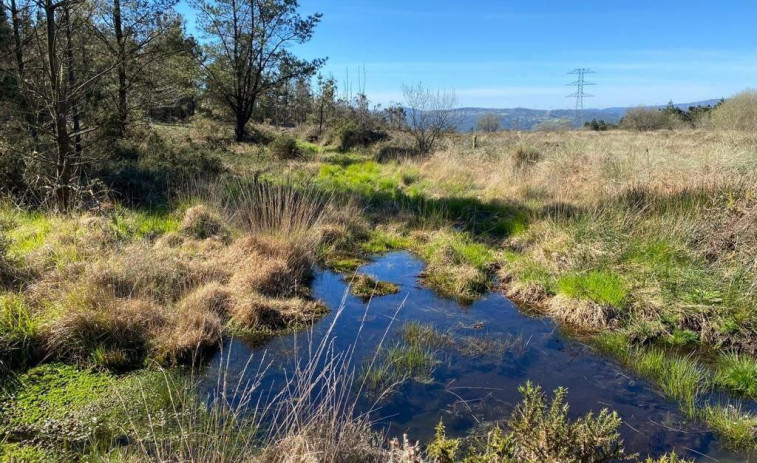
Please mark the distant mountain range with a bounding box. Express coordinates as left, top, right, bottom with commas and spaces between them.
450, 99, 723, 131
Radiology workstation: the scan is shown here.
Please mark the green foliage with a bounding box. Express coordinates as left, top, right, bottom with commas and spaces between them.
427, 420, 459, 463
331, 120, 388, 151
714, 352, 757, 398
270, 135, 302, 160
95, 132, 225, 206
703, 404, 757, 451
557, 270, 628, 307
428, 383, 629, 463
0, 293, 41, 373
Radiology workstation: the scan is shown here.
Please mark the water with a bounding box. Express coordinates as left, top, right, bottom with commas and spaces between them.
205, 251, 749, 462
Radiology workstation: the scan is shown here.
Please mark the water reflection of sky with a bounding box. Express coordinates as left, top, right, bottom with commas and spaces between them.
204, 251, 748, 462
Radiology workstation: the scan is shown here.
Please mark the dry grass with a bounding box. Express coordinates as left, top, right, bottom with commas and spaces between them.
3, 187, 340, 369
425, 130, 756, 207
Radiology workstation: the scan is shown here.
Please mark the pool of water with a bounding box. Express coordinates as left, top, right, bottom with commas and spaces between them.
205, 251, 748, 462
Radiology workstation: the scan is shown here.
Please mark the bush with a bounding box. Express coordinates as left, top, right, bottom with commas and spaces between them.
710, 90, 757, 132
269, 135, 301, 160
620, 107, 680, 131
513, 145, 542, 168
93, 132, 225, 206
331, 121, 388, 151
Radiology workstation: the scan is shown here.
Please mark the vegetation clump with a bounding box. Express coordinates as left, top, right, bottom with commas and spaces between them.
346, 273, 400, 299
270, 135, 303, 160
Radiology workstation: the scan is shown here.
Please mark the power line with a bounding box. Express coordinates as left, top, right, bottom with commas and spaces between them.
567, 68, 596, 127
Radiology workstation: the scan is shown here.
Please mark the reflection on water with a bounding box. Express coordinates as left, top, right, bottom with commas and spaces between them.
205, 251, 748, 462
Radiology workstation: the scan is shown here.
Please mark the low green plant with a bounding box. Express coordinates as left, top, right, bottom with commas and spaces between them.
427, 382, 630, 463
557, 270, 628, 307
714, 352, 757, 398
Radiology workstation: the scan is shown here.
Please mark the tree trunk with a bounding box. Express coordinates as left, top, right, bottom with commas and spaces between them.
45, 0, 72, 211
235, 112, 248, 141
113, 0, 127, 136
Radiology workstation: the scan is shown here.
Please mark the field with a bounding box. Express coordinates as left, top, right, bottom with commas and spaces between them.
1, 122, 756, 462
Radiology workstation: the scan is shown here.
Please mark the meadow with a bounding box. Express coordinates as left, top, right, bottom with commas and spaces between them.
1, 119, 756, 462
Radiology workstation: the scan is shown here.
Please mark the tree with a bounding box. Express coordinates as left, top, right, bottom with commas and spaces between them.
402, 82, 458, 155
192, 0, 325, 141
476, 112, 500, 132
314, 73, 336, 135
90, 0, 182, 137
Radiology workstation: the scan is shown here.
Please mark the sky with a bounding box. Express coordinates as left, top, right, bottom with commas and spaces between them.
177, 0, 757, 110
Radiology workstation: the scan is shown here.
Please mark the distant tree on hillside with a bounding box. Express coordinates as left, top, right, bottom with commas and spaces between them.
477, 113, 500, 132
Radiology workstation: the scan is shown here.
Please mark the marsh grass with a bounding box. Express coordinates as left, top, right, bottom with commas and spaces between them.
346, 273, 400, 299
714, 352, 757, 399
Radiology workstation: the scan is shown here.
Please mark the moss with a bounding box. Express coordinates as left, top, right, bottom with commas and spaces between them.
0, 443, 55, 463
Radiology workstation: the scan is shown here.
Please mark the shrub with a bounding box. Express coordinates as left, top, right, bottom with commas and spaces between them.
427, 382, 630, 463
513, 144, 542, 168
620, 107, 680, 131
710, 89, 757, 132
269, 135, 302, 160
332, 121, 388, 151
93, 132, 225, 206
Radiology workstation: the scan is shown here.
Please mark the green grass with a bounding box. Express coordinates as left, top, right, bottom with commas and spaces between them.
714, 352, 757, 399
346, 273, 400, 299
361, 229, 414, 254
704, 404, 757, 451
557, 270, 629, 307
595, 333, 706, 417
0, 293, 41, 372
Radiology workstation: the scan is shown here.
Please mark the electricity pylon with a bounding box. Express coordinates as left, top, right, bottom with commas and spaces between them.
567, 68, 596, 127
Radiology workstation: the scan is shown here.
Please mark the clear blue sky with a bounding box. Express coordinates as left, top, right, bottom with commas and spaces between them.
178, 0, 757, 109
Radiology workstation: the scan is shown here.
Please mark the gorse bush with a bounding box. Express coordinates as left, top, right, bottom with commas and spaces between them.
428, 382, 630, 463
620, 107, 681, 131
710, 89, 757, 132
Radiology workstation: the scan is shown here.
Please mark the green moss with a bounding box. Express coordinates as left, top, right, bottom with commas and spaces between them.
557, 270, 628, 307
0, 443, 55, 463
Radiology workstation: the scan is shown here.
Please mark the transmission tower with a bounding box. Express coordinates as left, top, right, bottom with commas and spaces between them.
567, 68, 596, 127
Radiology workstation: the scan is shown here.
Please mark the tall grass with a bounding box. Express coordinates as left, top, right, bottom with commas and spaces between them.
105, 300, 386, 463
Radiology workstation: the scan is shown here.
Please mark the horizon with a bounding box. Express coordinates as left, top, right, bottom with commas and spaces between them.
257, 1, 755, 110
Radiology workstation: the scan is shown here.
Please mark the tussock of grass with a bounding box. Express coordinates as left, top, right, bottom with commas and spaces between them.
346, 273, 400, 299
714, 352, 757, 398
419, 231, 497, 303
179, 204, 230, 241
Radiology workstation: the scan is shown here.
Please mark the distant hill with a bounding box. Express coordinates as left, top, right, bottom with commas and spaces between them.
449, 99, 722, 131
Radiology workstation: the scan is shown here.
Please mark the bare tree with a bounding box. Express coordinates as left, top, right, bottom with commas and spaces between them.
477, 112, 500, 133
191, 0, 325, 141
402, 82, 458, 154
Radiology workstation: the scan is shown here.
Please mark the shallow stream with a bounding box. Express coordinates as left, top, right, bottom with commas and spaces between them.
205, 251, 747, 462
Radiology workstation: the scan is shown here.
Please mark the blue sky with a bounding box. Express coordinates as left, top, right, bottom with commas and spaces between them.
178, 1, 757, 109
